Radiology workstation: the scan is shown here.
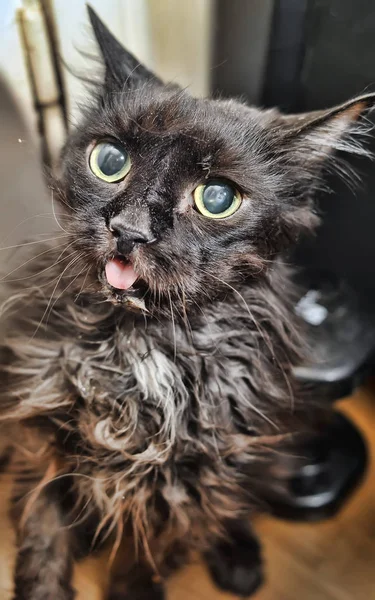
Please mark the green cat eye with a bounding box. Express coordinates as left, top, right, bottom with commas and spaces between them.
193, 180, 242, 219
89, 141, 131, 182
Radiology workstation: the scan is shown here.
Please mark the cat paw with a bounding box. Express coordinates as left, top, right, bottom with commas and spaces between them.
209, 561, 263, 597
205, 537, 264, 597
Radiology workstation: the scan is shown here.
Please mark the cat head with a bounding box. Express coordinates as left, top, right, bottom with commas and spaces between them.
56, 6, 375, 316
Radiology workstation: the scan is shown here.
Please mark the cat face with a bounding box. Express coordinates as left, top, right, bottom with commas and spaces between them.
56, 7, 375, 315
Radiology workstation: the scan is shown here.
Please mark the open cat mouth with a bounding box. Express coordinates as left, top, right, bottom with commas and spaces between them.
102, 256, 148, 311
105, 256, 139, 291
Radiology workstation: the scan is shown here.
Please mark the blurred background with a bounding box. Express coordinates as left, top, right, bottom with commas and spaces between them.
1, 2, 375, 600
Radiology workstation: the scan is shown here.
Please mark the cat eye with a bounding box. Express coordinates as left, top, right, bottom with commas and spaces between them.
89, 141, 131, 182
193, 180, 242, 219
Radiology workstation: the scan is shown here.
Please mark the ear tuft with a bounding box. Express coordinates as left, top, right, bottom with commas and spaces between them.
333, 100, 366, 123
285, 93, 375, 164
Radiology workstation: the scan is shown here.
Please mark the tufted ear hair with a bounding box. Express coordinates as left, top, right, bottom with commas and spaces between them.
87, 5, 162, 89
280, 93, 375, 167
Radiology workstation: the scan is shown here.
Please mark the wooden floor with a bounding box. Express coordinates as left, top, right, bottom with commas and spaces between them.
1, 385, 375, 599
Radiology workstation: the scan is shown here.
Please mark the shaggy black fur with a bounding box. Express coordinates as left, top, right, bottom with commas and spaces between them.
1, 7, 374, 599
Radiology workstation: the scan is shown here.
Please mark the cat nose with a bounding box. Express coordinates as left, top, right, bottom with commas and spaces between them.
109, 216, 153, 256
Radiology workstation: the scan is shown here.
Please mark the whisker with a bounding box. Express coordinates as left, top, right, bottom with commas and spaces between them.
0, 242, 74, 282
168, 290, 177, 362
52, 190, 70, 234
74, 266, 91, 302
0, 213, 70, 248
31, 252, 84, 338
201, 269, 271, 353
200, 268, 296, 411
53, 191, 80, 215
46, 263, 87, 323
1, 243, 77, 284
0, 235, 70, 252
179, 283, 193, 343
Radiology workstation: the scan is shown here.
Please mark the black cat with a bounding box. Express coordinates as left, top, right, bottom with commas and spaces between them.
1, 7, 374, 599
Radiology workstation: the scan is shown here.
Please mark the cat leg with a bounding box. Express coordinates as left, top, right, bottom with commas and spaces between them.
204, 520, 264, 597
108, 538, 189, 600
11, 486, 76, 600
108, 564, 165, 600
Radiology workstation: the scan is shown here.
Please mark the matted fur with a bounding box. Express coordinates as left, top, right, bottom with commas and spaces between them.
1, 8, 375, 599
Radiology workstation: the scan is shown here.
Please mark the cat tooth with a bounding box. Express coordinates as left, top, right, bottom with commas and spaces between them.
126, 296, 148, 312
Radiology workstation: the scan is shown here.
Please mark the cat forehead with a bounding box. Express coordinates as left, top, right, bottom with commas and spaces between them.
61, 90, 277, 199
85, 87, 265, 151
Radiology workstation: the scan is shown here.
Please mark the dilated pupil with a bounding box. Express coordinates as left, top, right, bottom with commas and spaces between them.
97, 144, 127, 176
202, 183, 234, 214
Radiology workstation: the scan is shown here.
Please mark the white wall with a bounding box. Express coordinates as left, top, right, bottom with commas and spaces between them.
0, 0, 36, 135
1, 0, 213, 127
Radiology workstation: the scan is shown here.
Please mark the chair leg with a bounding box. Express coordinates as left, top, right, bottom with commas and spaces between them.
265, 412, 368, 521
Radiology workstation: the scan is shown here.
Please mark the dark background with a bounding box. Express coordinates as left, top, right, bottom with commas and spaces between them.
212, 0, 375, 307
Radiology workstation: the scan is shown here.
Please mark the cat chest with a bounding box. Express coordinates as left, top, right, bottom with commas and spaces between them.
64, 326, 255, 466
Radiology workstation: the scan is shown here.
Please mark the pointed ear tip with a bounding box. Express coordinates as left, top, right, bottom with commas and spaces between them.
86, 4, 100, 27
344, 101, 367, 122
335, 94, 375, 123
352, 93, 375, 117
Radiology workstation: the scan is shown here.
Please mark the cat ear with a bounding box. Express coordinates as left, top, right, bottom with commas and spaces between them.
280, 93, 375, 168
87, 5, 161, 89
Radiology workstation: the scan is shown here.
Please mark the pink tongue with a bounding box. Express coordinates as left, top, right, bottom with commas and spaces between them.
105, 259, 138, 290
